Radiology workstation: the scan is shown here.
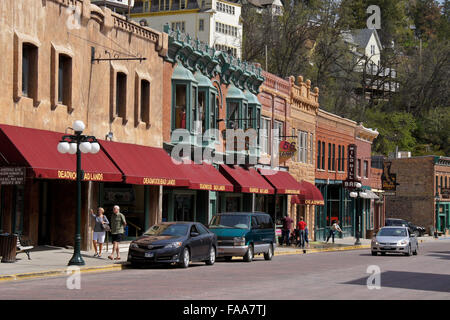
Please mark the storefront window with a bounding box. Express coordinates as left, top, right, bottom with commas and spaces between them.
225, 196, 240, 212
199, 90, 206, 133
227, 102, 239, 129
175, 84, 187, 129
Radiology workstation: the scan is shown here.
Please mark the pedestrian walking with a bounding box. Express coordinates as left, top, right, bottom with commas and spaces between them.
297, 217, 307, 249
326, 220, 343, 243
90, 207, 109, 258
108, 205, 127, 260
304, 226, 310, 247
281, 215, 294, 246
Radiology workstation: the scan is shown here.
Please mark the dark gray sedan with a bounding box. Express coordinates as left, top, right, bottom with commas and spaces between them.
371, 226, 419, 256
127, 222, 217, 268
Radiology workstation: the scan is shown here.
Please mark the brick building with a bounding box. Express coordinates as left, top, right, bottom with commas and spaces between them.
286, 76, 320, 239
384, 156, 450, 234
0, 0, 169, 250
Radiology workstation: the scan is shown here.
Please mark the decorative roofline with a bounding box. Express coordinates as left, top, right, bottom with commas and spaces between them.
163, 24, 264, 94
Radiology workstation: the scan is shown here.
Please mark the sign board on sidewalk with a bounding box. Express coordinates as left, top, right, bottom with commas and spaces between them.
0, 167, 26, 185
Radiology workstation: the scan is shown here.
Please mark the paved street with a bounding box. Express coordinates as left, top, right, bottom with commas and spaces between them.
0, 239, 449, 300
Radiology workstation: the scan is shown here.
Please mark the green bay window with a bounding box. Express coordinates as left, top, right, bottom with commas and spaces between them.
171, 64, 198, 133
226, 85, 248, 130
194, 72, 218, 135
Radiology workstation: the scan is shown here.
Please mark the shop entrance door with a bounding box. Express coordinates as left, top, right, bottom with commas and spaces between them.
174, 195, 195, 222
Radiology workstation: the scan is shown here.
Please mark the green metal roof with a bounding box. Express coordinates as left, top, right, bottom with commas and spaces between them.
194, 72, 215, 90
244, 90, 261, 106
226, 84, 247, 100
172, 63, 197, 82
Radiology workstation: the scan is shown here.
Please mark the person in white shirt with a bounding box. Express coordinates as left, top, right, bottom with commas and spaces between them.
326, 220, 343, 243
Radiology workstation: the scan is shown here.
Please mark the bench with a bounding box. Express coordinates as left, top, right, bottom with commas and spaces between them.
16, 236, 33, 260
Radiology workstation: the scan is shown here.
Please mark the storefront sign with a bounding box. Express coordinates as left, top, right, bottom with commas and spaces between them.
442, 188, 450, 199
284, 189, 301, 195
57, 170, 104, 181
344, 144, 360, 190
249, 187, 269, 194
0, 167, 25, 185
143, 177, 176, 186
347, 144, 357, 180
279, 140, 297, 163
199, 184, 227, 191
381, 161, 398, 191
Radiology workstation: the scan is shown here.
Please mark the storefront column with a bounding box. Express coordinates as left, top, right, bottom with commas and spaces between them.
144, 186, 150, 230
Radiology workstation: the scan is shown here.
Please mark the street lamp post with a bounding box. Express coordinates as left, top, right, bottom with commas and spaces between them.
57, 120, 100, 266
435, 188, 440, 238
350, 182, 364, 245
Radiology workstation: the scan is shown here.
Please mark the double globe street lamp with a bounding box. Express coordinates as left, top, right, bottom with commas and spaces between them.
57, 120, 100, 266
349, 182, 367, 246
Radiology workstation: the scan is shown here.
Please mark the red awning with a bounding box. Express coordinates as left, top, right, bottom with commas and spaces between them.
175, 160, 234, 192
291, 181, 324, 205
0, 124, 122, 182
219, 165, 275, 194
258, 168, 305, 195
100, 140, 189, 186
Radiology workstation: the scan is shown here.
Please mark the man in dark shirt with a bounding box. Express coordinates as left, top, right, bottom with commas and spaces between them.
281, 215, 294, 246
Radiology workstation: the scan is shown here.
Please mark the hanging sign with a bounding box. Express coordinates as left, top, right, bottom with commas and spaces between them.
279, 139, 297, 163
343, 144, 360, 190
381, 161, 398, 191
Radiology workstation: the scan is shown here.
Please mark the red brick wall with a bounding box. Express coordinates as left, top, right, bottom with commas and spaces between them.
315, 112, 355, 182
356, 138, 372, 186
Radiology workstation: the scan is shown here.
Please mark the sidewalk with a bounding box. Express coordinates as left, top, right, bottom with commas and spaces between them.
0, 236, 440, 282
275, 237, 372, 255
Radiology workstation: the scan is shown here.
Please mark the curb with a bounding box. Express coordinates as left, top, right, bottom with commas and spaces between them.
274, 245, 371, 256
0, 264, 124, 283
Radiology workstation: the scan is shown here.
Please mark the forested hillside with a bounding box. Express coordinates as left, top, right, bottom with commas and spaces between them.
242, 0, 449, 156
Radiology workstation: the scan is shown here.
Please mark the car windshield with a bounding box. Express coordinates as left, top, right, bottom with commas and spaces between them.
209, 215, 250, 229
143, 224, 188, 237
386, 220, 406, 226
378, 228, 407, 237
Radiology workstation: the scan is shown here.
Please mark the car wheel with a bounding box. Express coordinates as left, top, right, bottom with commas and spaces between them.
243, 244, 254, 262
224, 256, 233, 262
264, 243, 274, 261
179, 247, 190, 268
205, 246, 216, 265
405, 245, 412, 256
371, 251, 377, 256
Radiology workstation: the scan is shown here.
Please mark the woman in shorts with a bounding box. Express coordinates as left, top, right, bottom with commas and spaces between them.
90, 207, 109, 258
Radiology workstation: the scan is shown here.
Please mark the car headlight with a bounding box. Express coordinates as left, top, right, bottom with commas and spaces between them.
164, 242, 182, 249
398, 240, 408, 246
130, 243, 138, 249
233, 237, 246, 246
372, 239, 378, 245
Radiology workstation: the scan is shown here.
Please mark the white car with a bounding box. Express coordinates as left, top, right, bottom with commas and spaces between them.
371, 226, 418, 256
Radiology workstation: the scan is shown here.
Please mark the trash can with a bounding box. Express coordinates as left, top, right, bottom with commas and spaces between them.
366, 229, 374, 239
0, 233, 17, 263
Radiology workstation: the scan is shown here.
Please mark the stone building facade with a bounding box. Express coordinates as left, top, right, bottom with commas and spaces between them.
384, 156, 450, 234
0, 0, 168, 250
286, 76, 319, 238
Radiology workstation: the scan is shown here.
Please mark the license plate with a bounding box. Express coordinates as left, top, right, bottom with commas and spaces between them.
145, 252, 154, 258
